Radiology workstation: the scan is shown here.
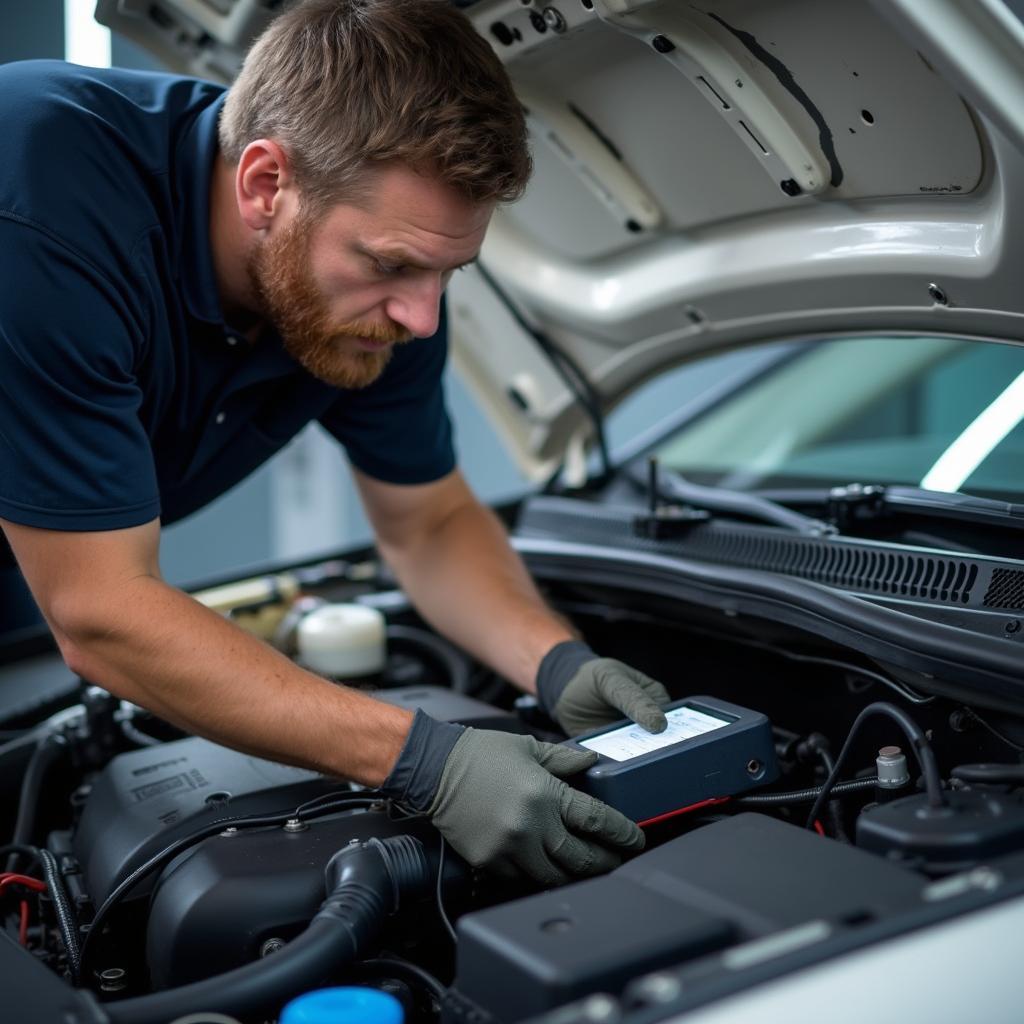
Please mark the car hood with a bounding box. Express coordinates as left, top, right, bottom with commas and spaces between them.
98, 0, 1024, 479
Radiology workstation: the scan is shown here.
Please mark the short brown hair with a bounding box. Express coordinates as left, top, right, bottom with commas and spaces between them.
219, 0, 531, 209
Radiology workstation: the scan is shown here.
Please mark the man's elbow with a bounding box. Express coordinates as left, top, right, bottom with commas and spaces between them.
44, 589, 128, 681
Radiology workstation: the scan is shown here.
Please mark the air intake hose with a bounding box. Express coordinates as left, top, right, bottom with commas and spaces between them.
103, 836, 435, 1024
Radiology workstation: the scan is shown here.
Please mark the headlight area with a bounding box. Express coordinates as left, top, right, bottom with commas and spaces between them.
2, 564, 1024, 1024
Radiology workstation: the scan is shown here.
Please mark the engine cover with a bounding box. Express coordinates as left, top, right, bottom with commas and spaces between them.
74, 736, 341, 905
145, 809, 442, 987
448, 814, 927, 1023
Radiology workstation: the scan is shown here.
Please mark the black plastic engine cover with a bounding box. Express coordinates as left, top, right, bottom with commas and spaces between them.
73, 737, 341, 905
2, 929, 105, 1024
448, 814, 926, 1024
857, 789, 1024, 875
74, 687, 518, 907
145, 809, 444, 988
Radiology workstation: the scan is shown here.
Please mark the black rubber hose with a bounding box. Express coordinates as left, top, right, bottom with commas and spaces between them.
386, 625, 474, 695
813, 742, 849, 842
737, 777, 878, 806
0, 731, 42, 760
37, 847, 82, 984
0, 843, 41, 867
951, 763, 1024, 784
5, 733, 67, 872
120, 718, 162, 748
103, 836, 433, 1024
805, 702, 944, 830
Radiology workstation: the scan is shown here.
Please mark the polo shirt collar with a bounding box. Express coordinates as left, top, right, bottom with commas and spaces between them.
175, 91, 229, 326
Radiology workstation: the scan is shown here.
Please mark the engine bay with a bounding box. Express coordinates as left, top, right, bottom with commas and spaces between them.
4, 550, 1024, 1024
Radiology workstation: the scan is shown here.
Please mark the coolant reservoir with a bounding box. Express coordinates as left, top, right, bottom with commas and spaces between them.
296, 603, 387, 679
281, 987, 403, 1024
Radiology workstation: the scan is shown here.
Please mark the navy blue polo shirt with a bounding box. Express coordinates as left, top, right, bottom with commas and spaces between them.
0, 61, 455, 538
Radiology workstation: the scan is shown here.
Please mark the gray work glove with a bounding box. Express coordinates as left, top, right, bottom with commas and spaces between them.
382, 710, 644, 885
535, 640, 670, 737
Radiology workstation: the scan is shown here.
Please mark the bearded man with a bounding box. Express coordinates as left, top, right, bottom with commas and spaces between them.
0, 0, 669, 885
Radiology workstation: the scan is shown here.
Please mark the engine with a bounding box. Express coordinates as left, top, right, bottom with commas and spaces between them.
5, 577, 1024, 1024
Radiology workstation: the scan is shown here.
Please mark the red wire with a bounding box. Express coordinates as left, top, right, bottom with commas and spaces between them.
0, 874, 47, 896
813, 819, 826, 837
638, 797, 731, 828
18, 900, 29, 946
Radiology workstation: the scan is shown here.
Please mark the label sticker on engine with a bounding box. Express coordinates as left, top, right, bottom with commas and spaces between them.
131, 768, 208, 802
580, 705, 730, 762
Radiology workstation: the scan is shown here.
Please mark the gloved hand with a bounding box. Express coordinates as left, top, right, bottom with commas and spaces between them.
382, 710, 645, 885
535, 640, 670, 737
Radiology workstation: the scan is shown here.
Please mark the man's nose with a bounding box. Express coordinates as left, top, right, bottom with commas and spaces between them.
385, 273, 443, 339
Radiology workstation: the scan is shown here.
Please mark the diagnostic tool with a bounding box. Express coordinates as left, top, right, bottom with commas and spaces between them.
569, 696, 778, 823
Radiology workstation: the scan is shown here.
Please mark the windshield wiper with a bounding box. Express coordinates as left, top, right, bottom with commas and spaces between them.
792, 483, 1024, 533
628, 459, 1024, 537
630, 459, 837, 537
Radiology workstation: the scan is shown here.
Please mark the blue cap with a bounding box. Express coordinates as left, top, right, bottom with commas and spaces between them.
280, 987, 404, 1024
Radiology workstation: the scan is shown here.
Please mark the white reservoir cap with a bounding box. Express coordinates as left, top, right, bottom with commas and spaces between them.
296, 603, 387, 678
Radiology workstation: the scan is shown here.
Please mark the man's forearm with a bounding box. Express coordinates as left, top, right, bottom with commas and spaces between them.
378, 500, 573, 691
60, 575, 413, 785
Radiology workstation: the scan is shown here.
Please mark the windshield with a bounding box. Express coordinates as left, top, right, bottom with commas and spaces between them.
652, 336, 1024, 502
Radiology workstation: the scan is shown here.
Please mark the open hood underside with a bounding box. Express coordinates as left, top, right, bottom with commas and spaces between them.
97, 0, 1024, 477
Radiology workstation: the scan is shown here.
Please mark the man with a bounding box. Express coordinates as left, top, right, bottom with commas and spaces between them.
0, 0, 669, 886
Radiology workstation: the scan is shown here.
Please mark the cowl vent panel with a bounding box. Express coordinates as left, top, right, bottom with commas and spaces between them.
515, 497, 1024, 612
983, 570, 1024, 611
659, 529, 977, 604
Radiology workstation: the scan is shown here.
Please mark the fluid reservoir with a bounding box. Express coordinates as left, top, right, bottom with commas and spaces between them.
296, 603, 387, 678
281, 987, 403, 1024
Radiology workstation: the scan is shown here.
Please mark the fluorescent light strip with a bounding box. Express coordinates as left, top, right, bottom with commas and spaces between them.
920, 368, 1024, 493
64, 0, 112, 69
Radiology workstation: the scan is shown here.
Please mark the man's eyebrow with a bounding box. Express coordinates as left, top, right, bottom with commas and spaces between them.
358, 245, 479, 272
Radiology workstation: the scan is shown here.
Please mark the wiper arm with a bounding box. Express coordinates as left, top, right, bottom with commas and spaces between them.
630, 459, 836, 537
824, 483, 1024, 532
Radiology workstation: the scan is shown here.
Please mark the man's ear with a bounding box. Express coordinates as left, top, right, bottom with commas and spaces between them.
235, 139, 296, 232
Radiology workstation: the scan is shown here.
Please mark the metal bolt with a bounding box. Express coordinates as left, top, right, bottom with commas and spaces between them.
543, 7, 567, 32
928, 282, 949, 305
260, 937, 286, 957
283, 818, 308, 833
949, 709, 974, 733
967, 867, 1002, 891
635, 972, 681, 1003
97, 968, 127, 993
582, 994, 619, 1020
1006, 619, 1021, 634
746, 759, 762, 776
780, 178, 802, 196
651, 34, 675, 53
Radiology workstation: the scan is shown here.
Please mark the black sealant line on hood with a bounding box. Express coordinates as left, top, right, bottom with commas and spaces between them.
706, 12, 844, 189
473, 262, 613, 482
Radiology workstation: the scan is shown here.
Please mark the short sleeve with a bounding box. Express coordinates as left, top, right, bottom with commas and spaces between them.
319, 302, 456, 484
0, 218, 160, 530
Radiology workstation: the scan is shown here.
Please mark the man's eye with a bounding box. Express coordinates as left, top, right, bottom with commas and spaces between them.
373, 260, 403, 276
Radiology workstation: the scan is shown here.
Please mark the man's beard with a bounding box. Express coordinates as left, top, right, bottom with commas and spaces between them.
246, 217, 412, 389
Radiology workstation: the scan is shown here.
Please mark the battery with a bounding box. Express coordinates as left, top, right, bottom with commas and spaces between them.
567, 696, 778, 822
